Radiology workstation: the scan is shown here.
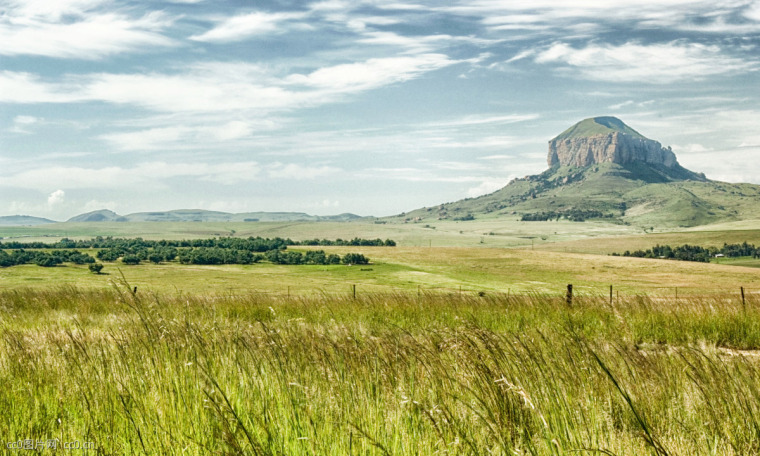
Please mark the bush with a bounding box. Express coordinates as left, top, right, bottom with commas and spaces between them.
342, 253, 369, 265
122, 254, 141, 265
89, 263, 104, 274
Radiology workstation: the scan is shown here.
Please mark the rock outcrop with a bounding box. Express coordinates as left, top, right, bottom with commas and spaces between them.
547, 117, 679, 168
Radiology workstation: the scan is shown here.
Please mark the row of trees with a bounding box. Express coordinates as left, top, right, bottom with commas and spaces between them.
521, 209, 612, 222
0, 236, 384, 268
0, 236, 395, 250
0, 246, 370, 268
0, 249, 96, 268
118, 248, 369, 266
293, 238, 395, 247
614, 242, 760, 263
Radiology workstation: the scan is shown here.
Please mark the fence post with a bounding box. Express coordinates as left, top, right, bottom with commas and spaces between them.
609, 285, 613, 306
741, 286, 746, 312
352, 284, 356, 299
566, 284, 573, 306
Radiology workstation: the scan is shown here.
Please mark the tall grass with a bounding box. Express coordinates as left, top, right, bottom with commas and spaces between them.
1, 285, 759, 454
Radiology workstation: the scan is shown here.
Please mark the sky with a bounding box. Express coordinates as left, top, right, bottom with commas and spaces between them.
1, 0, 759, 220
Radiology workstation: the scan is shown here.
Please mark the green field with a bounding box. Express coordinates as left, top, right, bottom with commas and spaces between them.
2, 246, 759, 296
0, 218, 646, 248
3, 220, 760, 454
3, 286, 760, 454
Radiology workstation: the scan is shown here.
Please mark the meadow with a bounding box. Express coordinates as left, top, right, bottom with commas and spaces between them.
3, 219, 760, 454
3, 285, 760, 455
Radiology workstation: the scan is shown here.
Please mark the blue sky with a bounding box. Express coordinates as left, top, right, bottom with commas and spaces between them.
1, 0, 759, 220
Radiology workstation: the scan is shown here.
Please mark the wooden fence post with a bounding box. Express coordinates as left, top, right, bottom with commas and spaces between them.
566, 284, 573, 306
741, 286, 746, 312
609, 285, 613, 306
352, 284, 356, 299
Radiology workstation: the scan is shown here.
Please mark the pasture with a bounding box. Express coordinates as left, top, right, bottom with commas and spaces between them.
3, 286, 760, 454
3, 219, 760, 454
1, 246, 760, 296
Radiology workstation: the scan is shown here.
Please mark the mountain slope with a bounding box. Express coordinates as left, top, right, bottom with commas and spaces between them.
0, 215, 57, 226
67, 210, 128, 222
391, 117, 760, 228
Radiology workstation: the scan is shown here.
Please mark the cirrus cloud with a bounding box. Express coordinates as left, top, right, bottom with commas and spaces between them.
534, 41, 757, 83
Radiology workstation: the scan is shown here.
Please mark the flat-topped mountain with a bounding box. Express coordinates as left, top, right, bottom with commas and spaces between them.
392, 117, 759, 228
547, 117, 704, 181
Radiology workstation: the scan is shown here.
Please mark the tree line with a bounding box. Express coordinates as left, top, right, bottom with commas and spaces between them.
0, 236, 395, 250
0, 236, 380, 268
521, 209, 614, 222
613, 242, 760, 263
0, 249, 96, 268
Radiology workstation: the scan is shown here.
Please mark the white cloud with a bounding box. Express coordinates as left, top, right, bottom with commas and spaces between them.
1, 161, 262, 190
190, 11, 309, 43
747, 1, 760, 21
422, 113, 539, 128
0, 2, 176, 59
47, 189, 65, 207
678, 146, 760, 184
0, 71, 81, 103
0, 53, 458, 124
286, 54, 455, 91
466, 178, 510, 198
267, 163, 340, 180
9, 115, 41, 133
534, 41, 756, 83
100, 121, 263, 151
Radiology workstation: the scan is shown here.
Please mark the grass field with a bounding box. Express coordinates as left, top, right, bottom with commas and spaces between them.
3, 220, 760, 454
0, 218, 646, 248
1, 246, 759, 296
3, 286, 760, 455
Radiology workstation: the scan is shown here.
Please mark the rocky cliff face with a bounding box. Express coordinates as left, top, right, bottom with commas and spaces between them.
548, 132, 678, 168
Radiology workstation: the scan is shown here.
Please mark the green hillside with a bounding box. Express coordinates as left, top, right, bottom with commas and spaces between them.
388, 117, 760, 229
552, 116, 645, 141
390, 162, 760, 228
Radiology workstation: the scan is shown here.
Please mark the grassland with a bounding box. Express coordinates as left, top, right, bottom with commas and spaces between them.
0, 218, 645, 248
1, 246, 759, 297
3, 286, 760, 455
3, 220, 760, 454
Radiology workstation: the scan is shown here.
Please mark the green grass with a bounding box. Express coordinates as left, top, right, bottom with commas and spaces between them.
553, 116, 645, 141
538, 229, 760, 255
0, 218, 647, 248
2, 246, 759, 296
3, 286, 760, 454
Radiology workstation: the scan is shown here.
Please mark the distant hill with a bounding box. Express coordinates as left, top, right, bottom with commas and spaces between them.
392, 117, 760, 228
65, 209, 362, 223
0, 215, 57, 226
67, 210, 128, 222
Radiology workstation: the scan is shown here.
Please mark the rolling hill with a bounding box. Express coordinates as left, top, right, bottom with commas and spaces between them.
0, 215, 57, 226
391, 117, 760, 228
65, 209, 362, 223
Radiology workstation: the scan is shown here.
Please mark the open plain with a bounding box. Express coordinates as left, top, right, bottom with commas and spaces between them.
2, 218, 760, 454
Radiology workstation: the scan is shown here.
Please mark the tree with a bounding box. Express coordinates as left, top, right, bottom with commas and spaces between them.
34, 255, 59, 267
122, 254, 140, 265
342, 253, 369, 265
89, 263, 104, 274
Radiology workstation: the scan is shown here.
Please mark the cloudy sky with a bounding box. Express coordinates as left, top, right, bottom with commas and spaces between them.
1, 0, 759, 220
